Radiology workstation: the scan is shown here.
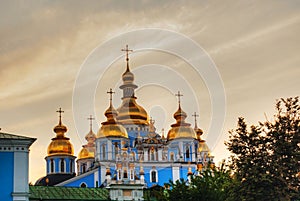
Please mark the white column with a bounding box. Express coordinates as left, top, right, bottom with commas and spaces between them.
191, 144, 195, 161
158, 149, 162, 161
94, 169, 99, 187
144, 149, 148, 162
172, 165, 180, 182
13, 151, 29, 201
107, 140, 112, 160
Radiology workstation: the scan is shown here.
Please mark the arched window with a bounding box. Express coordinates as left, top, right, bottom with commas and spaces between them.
60, 158, 65, 173
130, 169, 134, 180
102, 144, 106, 160
185, 147, 190, 159
50, 159, 54, 173
150, 169, 158, 183
123, 168, 128, 179
80, 182, 87, 188
170, 152, 175, 161
114, 142, 119, 157
149, 147, 155, 161
117, 169, 122, 180
82, 163, 87, 173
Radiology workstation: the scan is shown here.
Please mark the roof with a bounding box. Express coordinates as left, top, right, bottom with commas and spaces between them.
0, 132, 36, 146
35, 173, 76, 186
29, 186, 110, 201
0, 132, 35, 140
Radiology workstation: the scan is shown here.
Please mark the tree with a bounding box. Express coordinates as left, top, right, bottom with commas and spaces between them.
226, 97, 300, 201
163, 163, 234, 201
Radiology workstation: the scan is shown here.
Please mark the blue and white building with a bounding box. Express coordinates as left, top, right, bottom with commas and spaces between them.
36, 46, 214, 199
0, 132, 36, 201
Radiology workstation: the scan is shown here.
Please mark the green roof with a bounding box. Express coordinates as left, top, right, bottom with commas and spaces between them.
29, 186, 110, 201
0, 132, 36, 140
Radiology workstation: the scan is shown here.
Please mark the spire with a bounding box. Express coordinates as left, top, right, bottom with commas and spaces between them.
192, 112, 203, 141
87, 115, 95, 132
53, 107, 67, 135
104, 88, 117, 122
149, 117, 156, 133
192, 112, 199, 129
107, 88, 115, 106
121, 44, 133, 72
56, 108, 64, 125
175, 91, 183, 107
173, 91, 187, 122
85, 115, 96, 145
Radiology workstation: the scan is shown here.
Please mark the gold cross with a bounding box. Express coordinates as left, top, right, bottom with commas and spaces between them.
87, 115, 95, 131
56, 107, 64, 123
121, 45, 133, 61
175, 91, 183, 105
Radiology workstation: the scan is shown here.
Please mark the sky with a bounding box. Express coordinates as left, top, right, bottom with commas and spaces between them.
0, 0, 299, 183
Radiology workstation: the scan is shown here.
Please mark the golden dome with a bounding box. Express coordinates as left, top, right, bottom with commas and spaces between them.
117, 47, 148, 126
117, 98, 148, 125
47, 108, 74, 156
198, 140, 210, 153
97, 124, 128, 138
167, 105, 197, 140
78, 147, 94, 159
97, 89, 128, 138
47, 137, 74, 156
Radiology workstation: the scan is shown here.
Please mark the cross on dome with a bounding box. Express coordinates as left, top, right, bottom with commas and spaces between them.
121, 44, 133, 62
56, 107, 64, 124
107, 88, 115, 104
192, 112, 199, 128
87, 115, 95, 131
175, 91, 183, 106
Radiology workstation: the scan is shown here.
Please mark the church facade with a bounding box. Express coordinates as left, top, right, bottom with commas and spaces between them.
35, 46, 214, 198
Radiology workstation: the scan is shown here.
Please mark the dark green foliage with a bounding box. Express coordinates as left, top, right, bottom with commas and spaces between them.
226, 97, 300, 201
162, 163, 234, 201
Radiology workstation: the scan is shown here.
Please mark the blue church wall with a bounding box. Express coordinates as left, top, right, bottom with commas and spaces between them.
0, 152, 14, 201
142, 166, 173, 187
63, 172, 94, 187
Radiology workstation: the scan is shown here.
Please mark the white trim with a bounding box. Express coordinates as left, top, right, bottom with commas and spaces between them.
50, 159, 55, 173
80, 182, 87, 188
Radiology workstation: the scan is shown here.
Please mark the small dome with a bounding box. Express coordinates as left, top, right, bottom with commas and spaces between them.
47, 112, 74, 156
85, 130, 96, 144
53, 124, 67, 134
167, 105, 197, 140
47, 137, 74, 156
122, 69, 134, 82
97, 94, 128, 138
167, 126, 197, 140
78, 147, 94, 159
198, 140, 210, 153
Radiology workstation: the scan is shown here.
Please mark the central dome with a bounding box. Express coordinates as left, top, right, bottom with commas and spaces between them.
117, 98, 148, 125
